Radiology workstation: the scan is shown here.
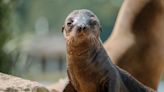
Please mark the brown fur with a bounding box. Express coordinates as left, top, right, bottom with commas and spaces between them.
62, 9, 155, 92
104, 0, 164, 90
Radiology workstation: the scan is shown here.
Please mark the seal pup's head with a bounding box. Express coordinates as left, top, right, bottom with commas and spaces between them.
62, 9, 102, 46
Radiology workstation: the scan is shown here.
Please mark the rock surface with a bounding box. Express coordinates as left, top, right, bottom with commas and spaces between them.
47, 78, 68, 92
0, 72, 56, 92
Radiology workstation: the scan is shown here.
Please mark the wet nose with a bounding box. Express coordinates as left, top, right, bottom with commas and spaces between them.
76, 24, 87, 32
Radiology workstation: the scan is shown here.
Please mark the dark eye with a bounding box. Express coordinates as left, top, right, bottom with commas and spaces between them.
89, 20, 97, 26
67, 19, 73, 26
90, 14, 95, 17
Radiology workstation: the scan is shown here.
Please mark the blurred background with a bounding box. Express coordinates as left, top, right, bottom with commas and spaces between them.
0, 0, 163, 91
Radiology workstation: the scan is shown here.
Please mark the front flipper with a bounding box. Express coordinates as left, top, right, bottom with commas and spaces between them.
63, 82, 77, 92
99, 78, 127, 92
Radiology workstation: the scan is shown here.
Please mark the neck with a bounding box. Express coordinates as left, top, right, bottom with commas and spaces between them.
105, 0, 164, 61
66, 39, 102, 67
66, 38, 118, 90
115, 0, 164, 41
104, 0, 164, 89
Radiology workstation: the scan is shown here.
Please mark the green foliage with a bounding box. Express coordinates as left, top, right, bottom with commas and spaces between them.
0, 1, 9, 32
0, 0, 17, 74
0, 48, 11, 74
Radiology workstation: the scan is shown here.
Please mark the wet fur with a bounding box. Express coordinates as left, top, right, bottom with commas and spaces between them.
63, 9, 155, 92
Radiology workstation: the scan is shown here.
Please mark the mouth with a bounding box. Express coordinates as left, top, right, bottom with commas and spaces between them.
66, 35, 88, 47
65, 26, 91, 46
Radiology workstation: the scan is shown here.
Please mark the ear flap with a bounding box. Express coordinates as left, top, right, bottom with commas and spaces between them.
100, 27, 102, 32
61, 25, 65, 33
100, 26, 102, 32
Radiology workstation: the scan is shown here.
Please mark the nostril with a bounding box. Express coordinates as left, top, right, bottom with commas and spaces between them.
76, 25, 87, 32
83, 26, 86, 30
77, 26, 82, 32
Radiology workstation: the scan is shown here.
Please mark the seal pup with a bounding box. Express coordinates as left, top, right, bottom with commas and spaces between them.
104, 0, 164, 90
62, 9, 155, 92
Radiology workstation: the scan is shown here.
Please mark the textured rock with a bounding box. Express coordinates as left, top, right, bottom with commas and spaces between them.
0, 72, 55, 92
47, 78, 68, 92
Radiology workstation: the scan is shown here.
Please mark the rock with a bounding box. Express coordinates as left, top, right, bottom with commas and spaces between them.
0, 72, 56, 92
47, 78, 68, 92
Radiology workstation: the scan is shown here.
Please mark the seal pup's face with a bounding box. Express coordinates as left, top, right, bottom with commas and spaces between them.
62, 9, 102, 46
